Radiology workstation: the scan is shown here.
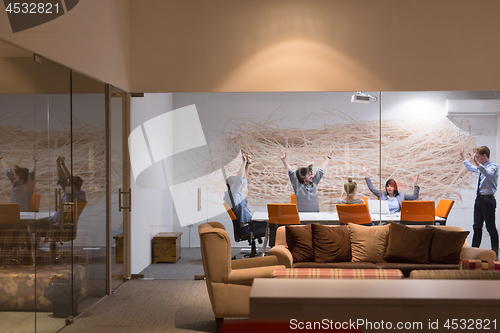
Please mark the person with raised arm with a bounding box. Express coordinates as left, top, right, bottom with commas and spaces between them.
49, 156, 86, 227
279, 146, 333, 212
0, 146, 39, 212
361, 163, 419, 214
224, 152, 267, 235
460, 146, 499, 258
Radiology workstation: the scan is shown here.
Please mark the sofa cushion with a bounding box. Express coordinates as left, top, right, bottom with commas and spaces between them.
410, 269, 500, 280
384, 222, 434, 264
427, 226, 469, 264
376, 262, 459, 278
460, 259, 500, 271
311, 224, 351, 263
294, 261, 379, 269
348, 223, 390, 263
286, 224, 314, 263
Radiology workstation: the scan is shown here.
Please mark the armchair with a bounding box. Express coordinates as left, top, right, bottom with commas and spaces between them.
198, 222, 285, 329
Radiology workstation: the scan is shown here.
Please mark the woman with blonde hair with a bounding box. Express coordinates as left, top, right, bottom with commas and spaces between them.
337, 177, 365, 204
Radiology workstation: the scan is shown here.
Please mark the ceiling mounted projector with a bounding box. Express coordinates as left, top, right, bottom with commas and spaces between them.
351, 92, 378, 103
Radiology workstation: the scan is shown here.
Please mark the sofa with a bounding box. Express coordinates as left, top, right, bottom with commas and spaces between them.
268, 222, 496, 277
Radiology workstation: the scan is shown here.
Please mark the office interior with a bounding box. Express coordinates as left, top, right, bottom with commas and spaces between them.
1, 1, 500, 332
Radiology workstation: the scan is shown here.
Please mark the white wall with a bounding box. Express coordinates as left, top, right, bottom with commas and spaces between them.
1, 0, 131, 91
130, 93, 174, 274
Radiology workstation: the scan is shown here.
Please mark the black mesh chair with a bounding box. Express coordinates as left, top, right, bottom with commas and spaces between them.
223, 202, 266, 258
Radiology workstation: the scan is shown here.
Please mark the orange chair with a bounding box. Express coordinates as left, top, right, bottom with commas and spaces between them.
337, 203, 372, 226
61, 200, 87, 230
435, 199, 455, 226
400, 201, 435, 225
0, 203, 21, 225
30, 194, 41, 212
290, 193, 297, 206
263, 203, 301, 253
0, 203, 28, 263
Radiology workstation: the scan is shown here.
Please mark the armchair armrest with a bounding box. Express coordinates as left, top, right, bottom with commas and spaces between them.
268, 245, 293, 268
228, 265, 285, 286
460, 246, 497, 261
231, 255, 279, 270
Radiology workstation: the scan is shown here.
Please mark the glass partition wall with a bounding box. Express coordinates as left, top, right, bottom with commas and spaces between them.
166, 91, 498, 250
0, 40, 113, 332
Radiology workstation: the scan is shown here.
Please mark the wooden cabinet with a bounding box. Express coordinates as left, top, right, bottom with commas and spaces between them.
113, 233, 123, 264
152, 232, 183, 263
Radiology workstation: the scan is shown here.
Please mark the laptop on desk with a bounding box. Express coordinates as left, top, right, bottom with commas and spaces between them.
368, 200, 391, 215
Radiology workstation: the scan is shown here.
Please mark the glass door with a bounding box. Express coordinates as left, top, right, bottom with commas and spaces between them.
70, 71, 107, 311
33, 54, 72, 333
109, 86, 130, 290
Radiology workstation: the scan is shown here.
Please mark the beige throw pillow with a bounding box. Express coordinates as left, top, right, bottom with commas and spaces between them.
348, 223, 390, 262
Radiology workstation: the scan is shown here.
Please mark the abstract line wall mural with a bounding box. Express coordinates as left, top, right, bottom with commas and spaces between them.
219, 112, 477, 212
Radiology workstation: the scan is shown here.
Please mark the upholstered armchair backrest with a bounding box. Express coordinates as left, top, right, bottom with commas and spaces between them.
199, 222, 232, 283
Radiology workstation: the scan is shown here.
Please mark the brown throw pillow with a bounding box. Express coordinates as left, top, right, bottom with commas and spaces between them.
311, 224, 351, 263
348, 223, 390, 263
384, 223, 435, 264
427, 226, 470, 264
286, 225, 314, 263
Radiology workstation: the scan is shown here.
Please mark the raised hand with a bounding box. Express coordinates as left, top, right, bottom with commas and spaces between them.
361, 163, 369, 174
279, 148, 287, 161
413, 174, 420, 186
246, 154, 252, 165
33, 150, 40, 162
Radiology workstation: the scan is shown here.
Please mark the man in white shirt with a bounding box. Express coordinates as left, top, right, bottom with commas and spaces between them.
461, 145, 499, 257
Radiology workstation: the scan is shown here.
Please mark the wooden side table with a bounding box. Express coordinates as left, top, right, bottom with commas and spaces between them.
113, 233, 123, 264
152, 232, 183, 263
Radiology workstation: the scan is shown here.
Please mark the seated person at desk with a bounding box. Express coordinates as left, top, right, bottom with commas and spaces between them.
361, 164, 419, 214
39, 156, 86, 229
0, 147, 39, 212
279, 146, 333, 212
224, 153, 267, 237
337, 177, 365, 204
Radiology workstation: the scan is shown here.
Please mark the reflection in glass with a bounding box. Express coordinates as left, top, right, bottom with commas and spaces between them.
0, 40, 110, 332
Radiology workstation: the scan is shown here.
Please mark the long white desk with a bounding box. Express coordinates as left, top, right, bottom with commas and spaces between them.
20, 212, 52, 221
251, 211, 445, 224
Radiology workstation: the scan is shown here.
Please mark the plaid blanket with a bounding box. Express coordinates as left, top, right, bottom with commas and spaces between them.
272, 268, 403, 279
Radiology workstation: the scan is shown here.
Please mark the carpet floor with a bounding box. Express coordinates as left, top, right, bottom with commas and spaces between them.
59, 279, 216, 333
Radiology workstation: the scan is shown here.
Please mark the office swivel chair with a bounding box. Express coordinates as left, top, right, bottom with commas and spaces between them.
31, 193, 41, 212
263, 203, 301, 254
337, 203, 373, 226
46, 199, 87, 263
223, 202, 265, 258
435, 199, 455, 226
400, 200, 436, 225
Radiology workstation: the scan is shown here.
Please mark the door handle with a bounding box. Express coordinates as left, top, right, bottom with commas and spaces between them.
119, 188, 132, 212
